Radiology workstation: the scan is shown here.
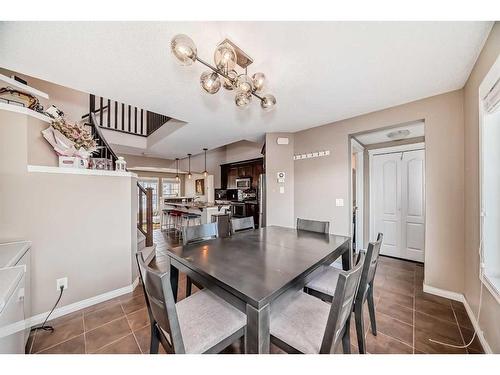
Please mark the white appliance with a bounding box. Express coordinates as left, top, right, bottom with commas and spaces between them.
0, 266, 26, 354
0, 241, 32, 352
371, 149, 425, 262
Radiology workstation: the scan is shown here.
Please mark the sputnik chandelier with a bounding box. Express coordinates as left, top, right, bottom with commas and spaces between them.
170, 34, 276, 110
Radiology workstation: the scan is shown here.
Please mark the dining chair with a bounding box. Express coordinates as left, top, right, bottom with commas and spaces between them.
230, 216, 255, 234
296, 218, 330, 233
182, 222, 218, 297
305, 233, 383, 354
135, 246, 160, 354
136, 252, 247, 354
270, 252, 365, 354
182, 222, 218, 246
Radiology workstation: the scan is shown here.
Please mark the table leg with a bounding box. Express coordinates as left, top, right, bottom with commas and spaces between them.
170, 264, 179, 302
341, 242, 352, 270
245, 303, 270, 354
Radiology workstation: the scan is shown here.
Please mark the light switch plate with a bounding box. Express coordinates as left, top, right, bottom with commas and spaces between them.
279, 186, 285, 194
335, 199, 344, 207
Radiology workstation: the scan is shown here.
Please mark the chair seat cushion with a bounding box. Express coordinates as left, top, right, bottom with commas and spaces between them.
270, 292, 330, 354
175, 289, 246, 353
306, 265, 342, 297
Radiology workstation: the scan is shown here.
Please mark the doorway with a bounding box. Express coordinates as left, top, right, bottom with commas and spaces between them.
351, 120, 426, 263
351, 138, 364, 252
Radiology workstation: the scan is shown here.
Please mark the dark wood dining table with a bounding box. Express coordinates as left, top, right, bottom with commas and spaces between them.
158, 225, 351, 354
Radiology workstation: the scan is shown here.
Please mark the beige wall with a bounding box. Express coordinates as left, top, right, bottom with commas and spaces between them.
463, 22, 500, 353
0, 109, 137, 315
120, 153, 174, 170
293, 90, 465, 294
1, 68, 88, 124
265, 133, 295, 228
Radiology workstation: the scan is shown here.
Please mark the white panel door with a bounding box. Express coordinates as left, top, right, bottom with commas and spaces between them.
371, 148, 425, 262
401, 150, 425, 262
371, 153, 402, 258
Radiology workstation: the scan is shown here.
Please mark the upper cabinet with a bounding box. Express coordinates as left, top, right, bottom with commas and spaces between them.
221, 158, 264, 189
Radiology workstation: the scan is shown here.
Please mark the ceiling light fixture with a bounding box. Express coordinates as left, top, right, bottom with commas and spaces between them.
187, 153, 192, 180
171, 34, 276, 111
175, 158, 180, 181
387, 129, 411, 140
202, 148, 208, 177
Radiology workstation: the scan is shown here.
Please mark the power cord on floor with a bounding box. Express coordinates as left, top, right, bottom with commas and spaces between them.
428, 233, 484, 349
30, 285, 64, 333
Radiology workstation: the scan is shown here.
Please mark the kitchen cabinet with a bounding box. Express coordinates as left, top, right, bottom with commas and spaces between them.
227, 167, 238, 189
221, 158, 264, 189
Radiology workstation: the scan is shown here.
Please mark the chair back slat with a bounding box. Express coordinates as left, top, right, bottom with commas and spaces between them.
230, 217, 255, 234
320, 252, 365, 354
136, 253, 186, 353
135, 247, 156, 326
296, 218, 330, 234
182, 222, 218, 245
365, 233, 383, 287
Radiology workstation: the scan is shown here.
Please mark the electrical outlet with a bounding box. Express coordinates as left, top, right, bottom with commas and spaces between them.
56, 277, 68, 291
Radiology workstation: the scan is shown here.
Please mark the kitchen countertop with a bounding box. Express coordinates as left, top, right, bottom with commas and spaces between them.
0, 241, 31, 268
164, 202, 230, 210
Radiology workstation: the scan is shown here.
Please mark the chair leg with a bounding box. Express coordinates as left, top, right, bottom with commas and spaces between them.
355, 303, 366, 354
342, 315, 351, 354
186, 276, 192, 297
367, 286, 377, 335
150, 325, 160, 354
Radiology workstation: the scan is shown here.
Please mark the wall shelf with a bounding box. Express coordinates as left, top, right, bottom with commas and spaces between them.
0, 73, 49, 99
0, 102, 53, 123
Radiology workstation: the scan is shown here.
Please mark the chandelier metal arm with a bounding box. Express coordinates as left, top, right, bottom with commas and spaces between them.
195, 56, 264, 102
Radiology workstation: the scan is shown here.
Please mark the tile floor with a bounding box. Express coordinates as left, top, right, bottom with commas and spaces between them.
26, 230, 483, 354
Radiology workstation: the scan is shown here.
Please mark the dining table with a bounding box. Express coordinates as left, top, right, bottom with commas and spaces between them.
156, 225, 351, 354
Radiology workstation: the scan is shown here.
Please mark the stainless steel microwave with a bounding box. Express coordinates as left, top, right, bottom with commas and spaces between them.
235, 178, 251, 189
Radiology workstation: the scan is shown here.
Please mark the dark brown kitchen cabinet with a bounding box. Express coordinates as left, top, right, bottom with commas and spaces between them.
227, 167, 238, 189
238, 165, 253, 178
220, 157, 264, 189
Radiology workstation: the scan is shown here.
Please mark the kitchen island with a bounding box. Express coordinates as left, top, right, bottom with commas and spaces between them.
163, 201, 231, 224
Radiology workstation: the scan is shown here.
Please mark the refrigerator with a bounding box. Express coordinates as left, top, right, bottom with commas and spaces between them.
258, 174, 266, 228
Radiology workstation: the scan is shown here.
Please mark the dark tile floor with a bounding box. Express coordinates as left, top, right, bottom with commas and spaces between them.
26, 230, 483, 354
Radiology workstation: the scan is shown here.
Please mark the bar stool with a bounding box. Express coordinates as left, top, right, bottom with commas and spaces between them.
168, 210, 183, 238
162, 209, 174, 232
182, 212, 202, 228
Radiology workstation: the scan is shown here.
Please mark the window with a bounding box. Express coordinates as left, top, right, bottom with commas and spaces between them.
138, 177, 159, 212
162, 178, 181, 197
479, 55, 500, 302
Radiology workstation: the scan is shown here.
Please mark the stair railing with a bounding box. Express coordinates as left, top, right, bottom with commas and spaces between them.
88, 112, 153, 247
137, 183, 154, 247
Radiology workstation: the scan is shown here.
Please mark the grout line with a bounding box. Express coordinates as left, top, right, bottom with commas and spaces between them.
91, 333, 134, 354
34, 333, 84, 354
82, 311, 87, 354
121, 303, 143, 354
451, 304, 469, 353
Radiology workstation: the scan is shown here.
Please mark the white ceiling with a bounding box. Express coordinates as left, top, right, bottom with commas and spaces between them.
355, 121, 424, 145
0, 21, 492, 159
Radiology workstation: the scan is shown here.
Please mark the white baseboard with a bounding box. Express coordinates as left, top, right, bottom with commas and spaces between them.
423, 283, 493, 354
423, 283, 463, 302
29, 277, 140, 328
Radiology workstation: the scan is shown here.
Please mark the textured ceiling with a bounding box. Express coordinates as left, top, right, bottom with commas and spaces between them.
0, 21, 492, 158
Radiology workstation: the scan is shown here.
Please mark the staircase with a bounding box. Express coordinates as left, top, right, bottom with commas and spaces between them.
82, 94, 171, 137
86, 112, 154, 248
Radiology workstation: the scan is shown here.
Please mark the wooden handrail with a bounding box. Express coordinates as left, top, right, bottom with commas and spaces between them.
137, 183, 153, 247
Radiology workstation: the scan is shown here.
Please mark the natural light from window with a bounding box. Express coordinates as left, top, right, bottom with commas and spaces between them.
480, 57, 500, 301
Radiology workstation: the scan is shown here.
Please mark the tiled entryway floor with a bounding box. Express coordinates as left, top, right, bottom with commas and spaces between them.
26, 231, 483, 354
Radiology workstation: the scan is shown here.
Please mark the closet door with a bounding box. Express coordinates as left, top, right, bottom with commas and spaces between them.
401, 149, 425, 262
371, 153, 402, 258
